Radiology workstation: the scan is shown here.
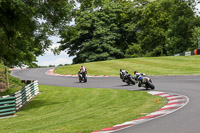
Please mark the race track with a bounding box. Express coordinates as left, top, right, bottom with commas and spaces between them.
11, 68, 200, 133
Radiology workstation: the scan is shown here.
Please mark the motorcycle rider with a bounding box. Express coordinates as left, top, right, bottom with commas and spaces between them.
120, 69, 136, 85
79, 65, 87, 76
134, 71, 145, 87
120, 69, 128, 82
78, 65, 87, 82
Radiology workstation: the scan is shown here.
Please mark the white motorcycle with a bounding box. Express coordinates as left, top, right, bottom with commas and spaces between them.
120, 69, 136, 85
137, 75, 155, 90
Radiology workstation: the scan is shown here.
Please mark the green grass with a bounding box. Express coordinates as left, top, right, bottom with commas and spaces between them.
55, 55, 200, 76
0, 85, 167, 133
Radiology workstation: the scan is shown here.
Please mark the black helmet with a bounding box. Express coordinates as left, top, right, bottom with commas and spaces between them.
134, 71, 138, 74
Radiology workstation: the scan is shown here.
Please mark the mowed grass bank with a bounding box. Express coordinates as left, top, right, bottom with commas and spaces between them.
0, 85, 167, 133
55, 55, 200, 76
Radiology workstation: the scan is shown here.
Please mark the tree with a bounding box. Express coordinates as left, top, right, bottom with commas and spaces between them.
165, 0, 198, 55
0, 0, 73, 88
125, 43, 143, 58
0, 0, 73, 67
126, 0, 199, 57
126, 0, 171, 57
58, 0, 127, 63
190, 26, 200, 50
121, 0, 150, 54
57, 0, 153, 63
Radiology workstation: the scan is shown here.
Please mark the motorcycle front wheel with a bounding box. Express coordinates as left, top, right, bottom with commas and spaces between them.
84, 76, 87, 82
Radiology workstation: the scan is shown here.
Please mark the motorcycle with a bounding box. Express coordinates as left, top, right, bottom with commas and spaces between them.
137, 75, 155, 90
120, 69, 136, 85
78, 71, 87, 82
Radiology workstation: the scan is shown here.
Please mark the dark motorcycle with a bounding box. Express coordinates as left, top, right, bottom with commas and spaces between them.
138, 75, 155, 90
120, 69, 135, 85
78, 71, 87, 82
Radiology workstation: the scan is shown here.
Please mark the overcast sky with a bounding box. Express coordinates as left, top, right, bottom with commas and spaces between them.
36, 3, 200, 66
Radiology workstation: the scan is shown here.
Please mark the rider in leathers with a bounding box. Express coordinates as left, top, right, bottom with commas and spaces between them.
134, 71, 145, 87
79, 65, 87, 78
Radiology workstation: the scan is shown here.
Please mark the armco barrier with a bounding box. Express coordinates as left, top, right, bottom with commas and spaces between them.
0, 97, 16, 117
0, 80, 39, 117
174, 49, 200, 56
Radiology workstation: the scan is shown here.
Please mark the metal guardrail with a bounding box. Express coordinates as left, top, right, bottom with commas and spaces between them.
0, 97, 16, 116
0, 80, 39, 117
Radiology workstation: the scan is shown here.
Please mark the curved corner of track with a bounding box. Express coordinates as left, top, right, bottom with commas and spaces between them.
46, 68, 110, 77
91, 91, 189, 133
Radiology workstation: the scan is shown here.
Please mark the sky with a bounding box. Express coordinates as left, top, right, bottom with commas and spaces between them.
36, 36, 74, 66
36, 3, 200, 66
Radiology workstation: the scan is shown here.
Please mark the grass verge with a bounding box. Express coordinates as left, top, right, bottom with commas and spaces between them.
0, 85, 167, 133
0, 62, 25, 96
54, 55, 200, 76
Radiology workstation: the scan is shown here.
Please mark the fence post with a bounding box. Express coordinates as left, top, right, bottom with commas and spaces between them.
5, 67, 9, 88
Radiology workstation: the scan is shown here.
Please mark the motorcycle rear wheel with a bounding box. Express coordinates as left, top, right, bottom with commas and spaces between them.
84, 76, 87, 82
146, 81, 155, 90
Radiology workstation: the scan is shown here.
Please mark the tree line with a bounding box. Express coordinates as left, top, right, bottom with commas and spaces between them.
0, 0, 200, 67
56, 0, 200, 64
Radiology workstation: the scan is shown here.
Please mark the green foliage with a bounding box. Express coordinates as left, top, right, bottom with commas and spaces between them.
2, 0, 196, 65
1, 76, 25, 96
58, 64, 64, 66
190, 26, 200, 50
59, 0, 126, 64
0, 61, 25, 96
57, 0, 154, 64
165, 0, 197, 55
57, 0, 200, 62
136, 0, 170, 56
0, 62, 5, 82
49, 65, 55, 67
0, 0, 73, 67
125, 43, 143, 58
0, 0, 37, 66
121, 0, 149, 53
125, 0, 199, 57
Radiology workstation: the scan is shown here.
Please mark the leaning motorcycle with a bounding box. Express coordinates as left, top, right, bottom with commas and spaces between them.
138, 75, 155, 90
78, 71, 87, 82
120, 69, 135, 85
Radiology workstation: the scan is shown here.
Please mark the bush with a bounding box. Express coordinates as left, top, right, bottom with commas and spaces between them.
0, 61, 25, 96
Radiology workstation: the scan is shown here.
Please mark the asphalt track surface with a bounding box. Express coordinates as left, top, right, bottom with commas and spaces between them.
11, 68, 200, 133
